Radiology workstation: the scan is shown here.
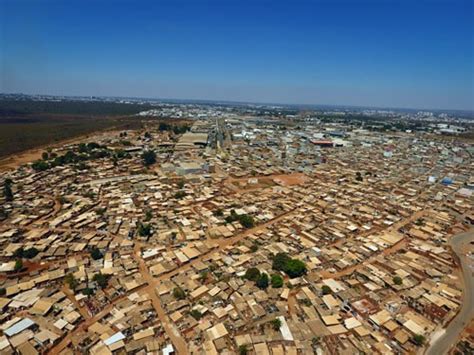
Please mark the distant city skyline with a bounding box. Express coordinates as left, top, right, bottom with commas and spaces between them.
1, 0, 473, 110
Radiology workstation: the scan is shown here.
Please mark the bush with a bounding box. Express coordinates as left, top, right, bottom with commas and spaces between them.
244, 268, 261, 282
271, 274, 284, 288
0, 288, 5, 296
256, 273, 269, 289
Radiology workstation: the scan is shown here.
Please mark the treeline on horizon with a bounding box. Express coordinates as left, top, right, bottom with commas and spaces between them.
0, 99, 154, 117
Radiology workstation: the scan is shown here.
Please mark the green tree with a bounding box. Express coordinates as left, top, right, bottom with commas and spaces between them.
213, 208, 224, 217
42, 151, 49, 160
238, 345, 248, 355
238, 214, 255, 228
284, 259, 307, 278
0, 288, 6, 296
32, 160, 49, 171
23, 248, 39, 259
145, 209, 153, 221
269, 318, 282, 331
64, 273, 78, 291
190, 309, 202, 320
322, 285, 332, 295
173, 286, 186, 300
393, 276, 403, 285
256, 273, 269, 289
142, 150, 156, 166
271, 274, 284, 288
90, 247, 103, 260
14, 259, 23, 272
244, 268, 261, 282
4, 178, 13, 201
413, 334, 425, 346
137, 222, 152, 237
93, 273, 109, 289
272, 253, 291, 272
82, 288, 94, 296
174, 191, 186, 199
272, 253, 307, 278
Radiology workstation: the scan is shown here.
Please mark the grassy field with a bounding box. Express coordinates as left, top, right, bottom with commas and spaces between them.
0, 99, 152, 159
0, 115, 142, 158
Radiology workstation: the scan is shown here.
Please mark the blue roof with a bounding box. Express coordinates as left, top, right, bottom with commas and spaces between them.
4, 318, 35, 337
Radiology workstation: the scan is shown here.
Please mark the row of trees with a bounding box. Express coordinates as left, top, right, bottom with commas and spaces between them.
64, 272, 110, 293
32, 143, 116, 172
244, 268, 284, 289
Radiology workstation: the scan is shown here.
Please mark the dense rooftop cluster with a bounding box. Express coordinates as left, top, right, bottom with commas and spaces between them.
0, 113, 472, 355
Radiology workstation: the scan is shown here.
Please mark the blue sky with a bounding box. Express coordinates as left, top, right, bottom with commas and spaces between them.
1, 0, 473, 110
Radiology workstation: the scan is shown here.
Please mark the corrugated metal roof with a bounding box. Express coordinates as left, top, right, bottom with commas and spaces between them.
4, 318, 35, 337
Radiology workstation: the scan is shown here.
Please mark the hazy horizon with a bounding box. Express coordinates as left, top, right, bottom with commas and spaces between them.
1, 0, 473, 111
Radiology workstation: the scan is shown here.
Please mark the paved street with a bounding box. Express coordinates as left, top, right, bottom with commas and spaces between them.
426, 228, 474, 355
